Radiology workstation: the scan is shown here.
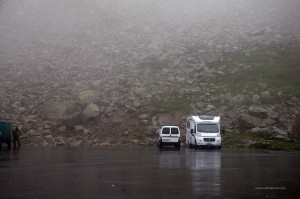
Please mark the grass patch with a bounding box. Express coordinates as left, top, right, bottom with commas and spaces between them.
151, 91, 191, 111
21, 137, 42, 146
215, 42, 300, 99
249, 140, 300, 151
222, 131, 300, 151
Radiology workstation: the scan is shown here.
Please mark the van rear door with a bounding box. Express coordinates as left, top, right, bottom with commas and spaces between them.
161, 127, 179, 143
170, 127, 180, 142
161, 127, 171, 142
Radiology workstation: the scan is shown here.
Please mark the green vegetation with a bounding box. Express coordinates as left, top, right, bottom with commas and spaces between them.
216, 42, 300, 99
44, 100, 76, 119
223, 131, 300, 151
21, 137, 42, 146
148, 42, 300, 112
79, 90, 100, 103
151, 91, 191, 111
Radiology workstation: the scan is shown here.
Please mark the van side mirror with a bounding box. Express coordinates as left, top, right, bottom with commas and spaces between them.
190, 129, 194, 134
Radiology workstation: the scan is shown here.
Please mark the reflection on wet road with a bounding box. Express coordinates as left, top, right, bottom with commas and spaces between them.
0, 147, 299, 199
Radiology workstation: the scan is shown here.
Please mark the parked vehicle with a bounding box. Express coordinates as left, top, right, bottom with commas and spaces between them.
186, 116, 221, 149
157, 126, 181, 148
0, 121, 12, 150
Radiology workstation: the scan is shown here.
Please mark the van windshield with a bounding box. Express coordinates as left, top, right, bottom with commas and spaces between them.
197, 124, 219, 133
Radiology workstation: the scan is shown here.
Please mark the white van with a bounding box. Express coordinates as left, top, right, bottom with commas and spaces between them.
157, 126, 181, 148
186, 116, 221, 149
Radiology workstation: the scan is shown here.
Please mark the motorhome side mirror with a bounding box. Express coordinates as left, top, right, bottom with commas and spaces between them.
190, 129, 194, 134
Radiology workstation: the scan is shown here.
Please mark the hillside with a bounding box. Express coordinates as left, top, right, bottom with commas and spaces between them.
0, 0, 299, 148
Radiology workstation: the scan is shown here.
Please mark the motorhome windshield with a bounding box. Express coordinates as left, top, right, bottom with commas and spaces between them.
197, 124, 219, 133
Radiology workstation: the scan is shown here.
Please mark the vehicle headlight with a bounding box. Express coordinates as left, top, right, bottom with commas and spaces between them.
217, 133, 221, 137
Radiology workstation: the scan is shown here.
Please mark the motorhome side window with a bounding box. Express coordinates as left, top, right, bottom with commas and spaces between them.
171, 128, 179, 134
162, 127, 170, 134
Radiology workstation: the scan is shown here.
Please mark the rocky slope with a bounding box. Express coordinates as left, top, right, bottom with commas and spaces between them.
0, 0, 299, 146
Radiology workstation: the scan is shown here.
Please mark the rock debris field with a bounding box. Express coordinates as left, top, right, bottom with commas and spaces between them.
0, 0, 300, 146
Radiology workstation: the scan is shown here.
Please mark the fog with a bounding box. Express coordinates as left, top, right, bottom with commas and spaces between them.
1, 0, 299, 70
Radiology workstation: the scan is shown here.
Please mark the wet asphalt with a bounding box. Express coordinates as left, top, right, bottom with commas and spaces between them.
0, 147, 299, 199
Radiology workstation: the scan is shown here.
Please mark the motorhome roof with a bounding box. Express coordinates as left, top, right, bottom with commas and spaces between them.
189, 115, 220, 123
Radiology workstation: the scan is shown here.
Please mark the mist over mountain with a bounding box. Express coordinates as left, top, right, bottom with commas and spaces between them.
1, 0, 299, 146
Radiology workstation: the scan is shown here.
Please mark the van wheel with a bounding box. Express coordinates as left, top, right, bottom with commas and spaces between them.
175, 142, 180, 148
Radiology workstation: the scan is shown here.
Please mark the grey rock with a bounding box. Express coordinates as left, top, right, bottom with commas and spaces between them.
230, 95, 246, 104
139, 114, 149, 120
45, 135, 53, 139
260, 91, 272, 103
250, 126, 288, 137
70, 140, 83, 147
252, 95, 260, 104
133, 100, 141, 108
272, 134, 290, 140
58, 126, 66, 132
74, 125, 84, 131
141, 120, 148, 125
152, 116, 158, 126
248, 106, 268, 119
249, 29, 266, 37
82, 103, 100, 121
205, 104, 215, 111
239, 114, 267, 129
42, 129, 52, 135
28, 130, 40, 136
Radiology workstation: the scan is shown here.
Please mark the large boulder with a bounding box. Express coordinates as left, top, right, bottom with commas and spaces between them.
248, 106, 268, 119
250, 126, 288, 137
81, 103, 100, 122
239, 114, 267, 130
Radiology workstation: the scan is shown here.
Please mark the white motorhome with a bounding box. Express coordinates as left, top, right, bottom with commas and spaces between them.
186, 115, 221, 149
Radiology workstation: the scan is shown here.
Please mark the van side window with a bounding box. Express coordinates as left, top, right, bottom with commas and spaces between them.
162, 128, 170, 134
171, 128, 179, 134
